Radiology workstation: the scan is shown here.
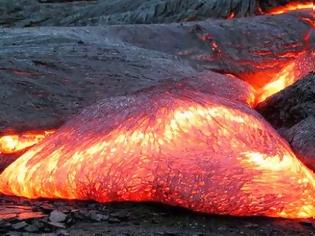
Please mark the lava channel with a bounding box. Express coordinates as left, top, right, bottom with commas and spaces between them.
255, 52, 315, 104
267, 2, 313, 15
0, 130, 55, 155
0, 84, 314, 219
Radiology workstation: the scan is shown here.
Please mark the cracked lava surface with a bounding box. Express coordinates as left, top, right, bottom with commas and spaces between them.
0, 82, 314, 218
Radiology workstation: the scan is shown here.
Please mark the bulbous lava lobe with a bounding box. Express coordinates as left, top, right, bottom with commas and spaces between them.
176, 71, 257, 107
0, 82, 314, 219
0, 71, 255, 173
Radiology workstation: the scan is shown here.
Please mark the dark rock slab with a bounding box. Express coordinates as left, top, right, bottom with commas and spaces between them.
257, 73, 315, 171
49, 210, 67, 223
0, 0, 311, 27
87, 210, 109, 222
0, 26, 196, 132
11, 221, 27, 230
257, 73, 315, 129
84, 11, 314, 84
0, 11, 312, 133
282, 116, 315, 172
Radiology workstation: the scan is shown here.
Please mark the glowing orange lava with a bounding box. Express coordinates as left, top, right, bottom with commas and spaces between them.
0, 86, 314, 219
247, 51, 315, 104
256, 61, 296, 103
0, 130, 55, 154
268, 2, 313, 15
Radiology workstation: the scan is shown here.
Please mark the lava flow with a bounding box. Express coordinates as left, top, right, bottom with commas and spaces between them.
0, 84, 314, 219
0, 130, 55, 155
248, 50, 315, 104
0, 2, 315, 220
256, 60, 299, 104
267, 2, 313, 15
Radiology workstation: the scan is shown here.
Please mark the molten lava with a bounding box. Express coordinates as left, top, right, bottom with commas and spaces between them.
0, 85, 314, 219
256, 61, 296, 104
248, 51, 315, 104
268, 2, 313, 15
0, 130, 55, 155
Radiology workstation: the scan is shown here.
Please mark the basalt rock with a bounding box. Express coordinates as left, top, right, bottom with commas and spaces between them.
282, 116, 315, 172
257, 73, 315, 171
0, 0, 311, 27
0, 11, 313, 132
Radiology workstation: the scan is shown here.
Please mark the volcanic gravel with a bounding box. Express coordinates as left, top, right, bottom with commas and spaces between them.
1, 195, 315, 235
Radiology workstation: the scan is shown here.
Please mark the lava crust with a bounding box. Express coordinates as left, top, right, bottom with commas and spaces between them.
0, 83, 314, 219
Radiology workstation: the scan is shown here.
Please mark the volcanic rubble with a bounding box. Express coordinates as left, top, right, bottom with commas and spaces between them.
1, 195, 315, 236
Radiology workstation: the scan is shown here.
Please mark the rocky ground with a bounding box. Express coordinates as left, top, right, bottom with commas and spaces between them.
1, 195, 315, 236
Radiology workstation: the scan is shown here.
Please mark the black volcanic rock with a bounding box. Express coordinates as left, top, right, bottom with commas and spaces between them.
0, 195, 314, 235
0, 0, 311, 27
257, 73, 315, 171
0, 11, 312, 133
0, 24, 253, 132
49, 210, 67, 223
257, 73, 315, 129
0, 26, 196, 132
282, 116, 315, 171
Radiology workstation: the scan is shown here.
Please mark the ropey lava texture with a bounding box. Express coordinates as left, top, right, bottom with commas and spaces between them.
0, 81, 314, 219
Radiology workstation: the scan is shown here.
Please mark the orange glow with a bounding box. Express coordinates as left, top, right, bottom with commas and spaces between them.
256, 61, 296, 103
246, 51, 315, 104
0, 87, 314, 219
227, 12, 235, 19
268, 2, 313, 15
0, 130, 55, 154
302, 17, 315, 28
